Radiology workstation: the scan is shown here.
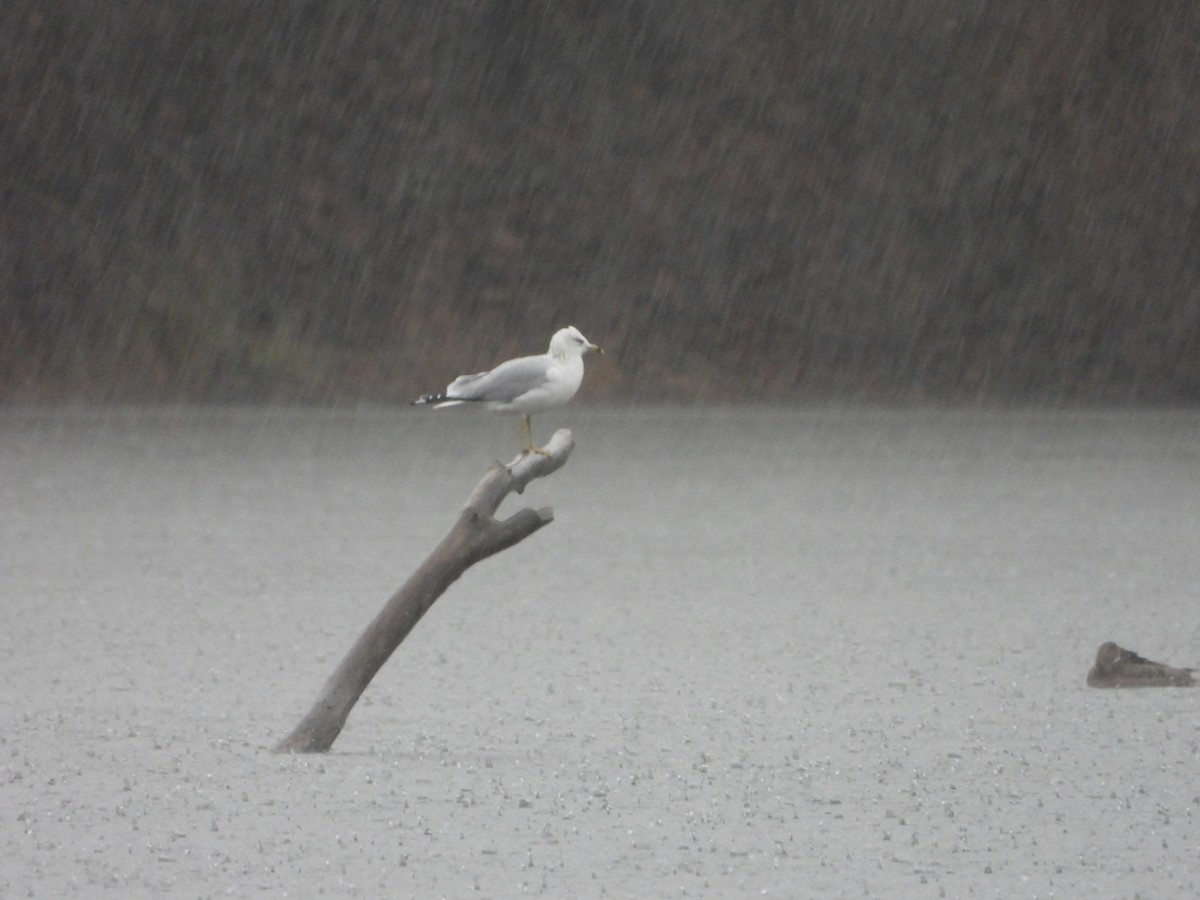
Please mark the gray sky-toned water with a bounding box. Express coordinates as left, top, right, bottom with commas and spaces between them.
2, 406, 1198, 896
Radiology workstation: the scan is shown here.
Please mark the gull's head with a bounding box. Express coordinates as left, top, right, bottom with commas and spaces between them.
550, 326, 603, 359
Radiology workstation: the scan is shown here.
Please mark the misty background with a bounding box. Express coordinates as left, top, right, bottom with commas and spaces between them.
3, 1, 1198, 404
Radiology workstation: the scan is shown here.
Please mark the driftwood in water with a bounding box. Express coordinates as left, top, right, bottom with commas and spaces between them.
274, 429, 575, 753
1087, 641, 1196, 688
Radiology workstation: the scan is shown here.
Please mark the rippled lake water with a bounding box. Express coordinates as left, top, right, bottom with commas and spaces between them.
2, 405, 1198, 897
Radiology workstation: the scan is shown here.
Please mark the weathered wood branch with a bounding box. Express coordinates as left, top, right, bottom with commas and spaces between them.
274, 429, 575, 753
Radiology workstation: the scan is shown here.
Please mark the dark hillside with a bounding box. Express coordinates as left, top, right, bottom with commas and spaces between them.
2, 1, 1198, 402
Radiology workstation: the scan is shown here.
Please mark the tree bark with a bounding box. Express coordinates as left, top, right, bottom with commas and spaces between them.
273, 429, 575, 753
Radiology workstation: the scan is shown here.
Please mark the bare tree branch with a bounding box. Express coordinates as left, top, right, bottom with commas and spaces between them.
274, 429, 575, 753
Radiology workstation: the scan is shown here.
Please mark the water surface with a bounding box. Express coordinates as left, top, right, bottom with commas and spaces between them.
2, 406, 1198, 896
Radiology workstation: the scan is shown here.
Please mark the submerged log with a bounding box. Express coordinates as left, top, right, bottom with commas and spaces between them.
274, 429, 575, 753
1087, 641, 1197, 688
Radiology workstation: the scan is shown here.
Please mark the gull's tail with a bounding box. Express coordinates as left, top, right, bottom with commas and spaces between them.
412, 392, 467, 409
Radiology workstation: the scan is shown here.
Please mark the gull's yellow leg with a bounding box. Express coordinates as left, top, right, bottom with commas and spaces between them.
520, 414, 550, 456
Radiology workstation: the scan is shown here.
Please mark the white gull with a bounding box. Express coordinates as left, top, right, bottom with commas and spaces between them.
413, 326, 603, 453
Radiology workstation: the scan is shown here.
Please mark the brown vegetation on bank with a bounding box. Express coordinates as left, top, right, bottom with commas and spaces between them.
2, 1, 1198, 403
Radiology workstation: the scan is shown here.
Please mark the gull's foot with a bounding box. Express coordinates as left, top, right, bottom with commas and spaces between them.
522, 446, 552, 457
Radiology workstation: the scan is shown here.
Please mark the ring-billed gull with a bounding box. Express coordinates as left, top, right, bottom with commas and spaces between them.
413, 326, 603, 454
